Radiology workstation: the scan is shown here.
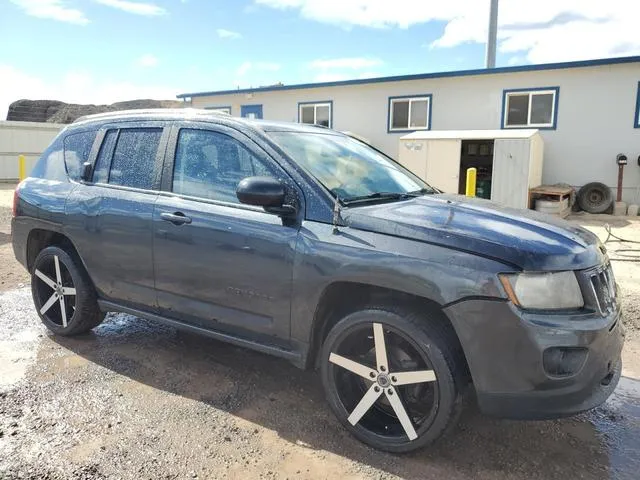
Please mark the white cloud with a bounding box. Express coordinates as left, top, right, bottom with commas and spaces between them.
309, 57, 383, 83
217, 28, 242, 39
94, 0, 167, 16
136, 54, 158, 67
310, 57, 383, 70
0, 64, 177, 120
256, 0, 640, 63
9, 0, 89, 25
236, 61, 281, 76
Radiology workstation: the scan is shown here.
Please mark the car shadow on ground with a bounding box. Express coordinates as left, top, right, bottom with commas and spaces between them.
50, 313, 618, 480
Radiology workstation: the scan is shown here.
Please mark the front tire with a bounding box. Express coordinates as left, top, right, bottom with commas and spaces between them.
320, 307, 465, 453
31, 246, 104, 336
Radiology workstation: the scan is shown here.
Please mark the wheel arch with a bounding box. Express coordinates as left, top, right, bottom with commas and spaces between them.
306, 281, 471, 380
26, 229, 94, 288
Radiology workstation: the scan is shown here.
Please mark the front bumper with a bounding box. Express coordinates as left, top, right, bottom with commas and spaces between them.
444, 298, 624, 420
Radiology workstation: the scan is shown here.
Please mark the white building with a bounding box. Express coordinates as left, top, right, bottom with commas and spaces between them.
178, 56, 640, 203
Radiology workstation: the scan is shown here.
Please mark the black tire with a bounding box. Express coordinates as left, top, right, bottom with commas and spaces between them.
31, 246, 104, 336
320, 307, 465, 453
577, 182, 613, 214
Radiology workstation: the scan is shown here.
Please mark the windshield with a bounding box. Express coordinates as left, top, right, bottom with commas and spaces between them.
268, 132, 435, 203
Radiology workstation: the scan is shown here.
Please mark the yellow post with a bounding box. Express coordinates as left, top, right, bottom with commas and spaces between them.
465, 167, 477, 197
18, 155, 26, 181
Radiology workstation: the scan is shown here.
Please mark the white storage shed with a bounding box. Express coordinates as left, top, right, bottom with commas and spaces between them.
398, 129, 544, 209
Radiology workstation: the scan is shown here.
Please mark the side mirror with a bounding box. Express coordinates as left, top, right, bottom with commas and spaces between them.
236, 176, 296, 216
81, 161, 92, 181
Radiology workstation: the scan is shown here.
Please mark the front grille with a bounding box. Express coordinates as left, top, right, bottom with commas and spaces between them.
589, 263, 616, 315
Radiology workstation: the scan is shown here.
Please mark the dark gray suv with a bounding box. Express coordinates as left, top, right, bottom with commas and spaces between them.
11, 109, 623, 452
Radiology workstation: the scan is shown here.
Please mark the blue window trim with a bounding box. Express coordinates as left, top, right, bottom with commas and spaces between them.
297, 100, 333, 128
501, 86, 560, 130
634, 81, 640, 128
240, 104, 263, 119
203, 105, 232, 114
387, 94, 433, 134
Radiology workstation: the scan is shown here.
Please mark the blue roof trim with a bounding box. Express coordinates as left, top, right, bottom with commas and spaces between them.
177, 55, 640, 99
634, 81, 640, 129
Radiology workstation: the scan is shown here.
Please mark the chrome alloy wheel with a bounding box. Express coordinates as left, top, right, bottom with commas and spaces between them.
33, 255, 76, 327
328, 322, 438, 441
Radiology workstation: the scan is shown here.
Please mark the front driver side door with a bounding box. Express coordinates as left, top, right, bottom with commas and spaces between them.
152, 123, 300, 345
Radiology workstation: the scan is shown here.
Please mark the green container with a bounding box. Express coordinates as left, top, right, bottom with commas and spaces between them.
476, 180, 491, 199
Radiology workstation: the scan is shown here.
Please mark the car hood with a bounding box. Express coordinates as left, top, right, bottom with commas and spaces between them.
342, 194, 605, 271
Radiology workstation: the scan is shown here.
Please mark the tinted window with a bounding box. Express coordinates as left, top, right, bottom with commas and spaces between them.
31, 137, 66, 181
109, 128, 162, 189
92, 129, 118, 184
64, 130, 97, 180
530, 93, 554, 125
506, 94, 529, 126
172, 129, 274, 203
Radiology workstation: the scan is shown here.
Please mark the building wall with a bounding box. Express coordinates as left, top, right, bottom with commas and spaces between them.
191, 63, 640, 203
0, 121, 64, 180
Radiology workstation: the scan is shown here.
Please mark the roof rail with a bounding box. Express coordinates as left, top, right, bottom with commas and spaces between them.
73, 107, 226, 124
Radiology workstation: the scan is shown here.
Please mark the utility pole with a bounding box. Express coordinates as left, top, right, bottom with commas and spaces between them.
485, 0, 499, 68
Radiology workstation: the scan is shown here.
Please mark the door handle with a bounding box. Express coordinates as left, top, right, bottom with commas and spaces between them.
160, 211, 192, 225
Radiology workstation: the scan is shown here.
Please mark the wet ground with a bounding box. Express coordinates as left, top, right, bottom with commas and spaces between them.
1, 183, 640, 479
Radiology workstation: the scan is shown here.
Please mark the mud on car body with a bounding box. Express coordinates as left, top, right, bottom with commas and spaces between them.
12, 109, 623, 452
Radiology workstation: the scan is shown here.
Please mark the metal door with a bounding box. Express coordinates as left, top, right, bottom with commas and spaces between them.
240, 104, 263, 119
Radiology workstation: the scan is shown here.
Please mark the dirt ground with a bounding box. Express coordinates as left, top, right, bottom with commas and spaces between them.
1, 182, 639, 480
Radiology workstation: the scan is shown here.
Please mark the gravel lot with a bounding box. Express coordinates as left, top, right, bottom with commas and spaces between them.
1, 183, 639, 479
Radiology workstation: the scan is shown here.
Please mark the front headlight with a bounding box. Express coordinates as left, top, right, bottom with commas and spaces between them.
499, 271, 584, 310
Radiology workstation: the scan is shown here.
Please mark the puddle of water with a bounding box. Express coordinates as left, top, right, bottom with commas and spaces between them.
588, 376, 640, 477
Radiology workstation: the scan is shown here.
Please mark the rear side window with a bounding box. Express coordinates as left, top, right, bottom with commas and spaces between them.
107, 128, 162, 190
64, 130, 97, 180
30, 136, 66, 181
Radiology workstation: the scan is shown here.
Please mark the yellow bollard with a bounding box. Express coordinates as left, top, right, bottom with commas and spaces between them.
465, 167, 477, 197
18, 155, 26, 181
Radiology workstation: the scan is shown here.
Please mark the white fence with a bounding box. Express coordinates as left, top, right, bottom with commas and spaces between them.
0, 121, 64, 181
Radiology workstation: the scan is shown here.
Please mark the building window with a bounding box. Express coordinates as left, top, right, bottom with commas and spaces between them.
502, 87, 559, 129
298, 101, 332, 127
635, 82, 640, 128
388, 95, 432, 132
204, 106, 232, 115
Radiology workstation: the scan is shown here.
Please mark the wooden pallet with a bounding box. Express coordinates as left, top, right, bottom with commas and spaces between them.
529, 185, 573, 217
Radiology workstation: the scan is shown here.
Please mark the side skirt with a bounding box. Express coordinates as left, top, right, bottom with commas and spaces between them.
98, 300, 304, 366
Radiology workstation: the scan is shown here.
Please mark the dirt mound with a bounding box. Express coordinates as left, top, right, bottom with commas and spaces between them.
6, 99, 185, 124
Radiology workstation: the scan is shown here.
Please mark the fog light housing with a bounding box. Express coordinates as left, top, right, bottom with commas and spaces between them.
543, 347, 588, 377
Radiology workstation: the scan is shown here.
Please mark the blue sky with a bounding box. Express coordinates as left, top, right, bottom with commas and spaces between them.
1, 0, 638, 118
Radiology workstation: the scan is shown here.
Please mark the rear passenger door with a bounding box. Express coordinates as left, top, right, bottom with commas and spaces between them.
65, 122, 169, 309
152, 122, 300, 344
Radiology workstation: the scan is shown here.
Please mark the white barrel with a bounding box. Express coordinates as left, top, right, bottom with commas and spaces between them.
627, 204, 639, 216
614, 201, 627, 216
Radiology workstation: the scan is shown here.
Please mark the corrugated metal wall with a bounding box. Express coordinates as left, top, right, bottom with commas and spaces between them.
0, 121, 64, 180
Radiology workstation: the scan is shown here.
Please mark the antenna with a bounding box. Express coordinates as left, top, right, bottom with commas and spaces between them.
485, 0, 499, 68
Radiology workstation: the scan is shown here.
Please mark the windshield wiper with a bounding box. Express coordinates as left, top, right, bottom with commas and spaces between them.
342, 191, 415, 205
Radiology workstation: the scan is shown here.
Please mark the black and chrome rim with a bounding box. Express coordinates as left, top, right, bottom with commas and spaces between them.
34, 255, 76, 328
328, 322, 439, 441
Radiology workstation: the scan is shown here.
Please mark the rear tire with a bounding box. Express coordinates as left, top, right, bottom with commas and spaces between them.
31, 246, 104, 336
320, 307, 465, 453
